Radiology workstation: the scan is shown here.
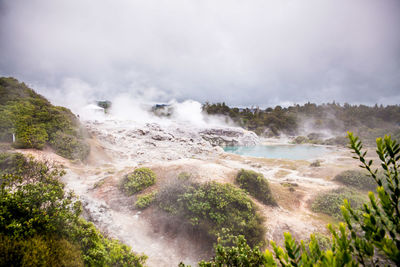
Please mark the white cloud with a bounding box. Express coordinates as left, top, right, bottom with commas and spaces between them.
1, 0, 399, 107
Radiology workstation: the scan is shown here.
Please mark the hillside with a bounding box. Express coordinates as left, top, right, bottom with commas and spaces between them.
0, 77, 89, 160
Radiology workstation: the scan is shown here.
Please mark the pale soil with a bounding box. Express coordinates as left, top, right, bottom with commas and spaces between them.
13, 121, 363, 267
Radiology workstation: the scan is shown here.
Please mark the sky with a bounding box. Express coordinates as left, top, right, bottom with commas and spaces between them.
1, 0, 400, 107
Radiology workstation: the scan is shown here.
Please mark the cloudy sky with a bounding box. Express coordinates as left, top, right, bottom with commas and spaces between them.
1, 0, 400, 107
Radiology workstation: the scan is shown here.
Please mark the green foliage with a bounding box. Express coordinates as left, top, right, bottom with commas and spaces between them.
49, 130, 90, 161
311, 188, 366, 220
180, 182, 265, 246
311, 232, 331, 251
158, 179, 265, 246
191, 235, 276, 267
333, 170, 377, 191
71, 218, 147, 266
121, 167, 156, 195
0, 234, 84, 267
157, 180, 265, 245
188, 133, 400, 266
135, 191, 157, 209
0, 77, 89, 160
0, 152, 29, 176
341, 133, 400, 265
0, 167, 79, 239
236, 169, 277, 206
0, 152, 147, 266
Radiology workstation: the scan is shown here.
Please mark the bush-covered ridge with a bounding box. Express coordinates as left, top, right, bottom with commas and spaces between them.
236, 169, 276, 206
157, 177, 265, 247
0, 152, 146, 266
0, 77, 89, 160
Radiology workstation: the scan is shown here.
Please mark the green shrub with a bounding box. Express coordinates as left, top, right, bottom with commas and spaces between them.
135, 191, 157, 209
157, 179, 265, 246
72, 218, 147, 266
333, 169, 377, 191
156, 176, 194, 214
311, 188, 366, 219
191, 235, 275, 267
310, 232, 331, 251
121, 167, 156, 195
310, 160, 321, 167
236, 169, 276, 206
14, 123, 48, 149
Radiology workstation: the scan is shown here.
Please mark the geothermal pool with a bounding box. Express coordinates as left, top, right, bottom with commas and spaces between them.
223, 144, 333, 160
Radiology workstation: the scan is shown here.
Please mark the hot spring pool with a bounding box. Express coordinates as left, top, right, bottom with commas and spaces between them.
223, 144, 333, 160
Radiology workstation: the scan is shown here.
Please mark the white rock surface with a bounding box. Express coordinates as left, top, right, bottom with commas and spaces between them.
84, 119, 259, 165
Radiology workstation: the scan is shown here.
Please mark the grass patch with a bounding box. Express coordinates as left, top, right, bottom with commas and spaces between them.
135, 191, 157, 209
93, 178, 107, 189
121, 167, 156, 195
280, 182, 298, 192
333, 170, 377, 191
311, 188, 367, 220
236, 169, 277, 206
274, 170, 290, 178
157, 178, 265, 246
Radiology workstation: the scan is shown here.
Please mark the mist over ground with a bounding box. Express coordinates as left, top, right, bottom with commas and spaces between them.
1, 0, 400, 107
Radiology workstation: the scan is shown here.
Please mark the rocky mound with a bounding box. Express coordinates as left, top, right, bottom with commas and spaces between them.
84, 119, 259, 165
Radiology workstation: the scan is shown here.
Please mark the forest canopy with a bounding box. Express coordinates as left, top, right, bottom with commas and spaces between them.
203, 102, 400, 145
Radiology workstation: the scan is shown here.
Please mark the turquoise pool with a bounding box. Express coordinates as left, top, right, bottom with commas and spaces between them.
223, 145, 332, 160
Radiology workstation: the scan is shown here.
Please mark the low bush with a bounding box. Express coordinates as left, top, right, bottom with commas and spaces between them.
157, 178, 265, 246
311, 188, 366, 220
121, 167, 156, 195
310, 160, 321, 167
236, 169, 276, 206
333, 169, 377, 191
135, 191, 157, 209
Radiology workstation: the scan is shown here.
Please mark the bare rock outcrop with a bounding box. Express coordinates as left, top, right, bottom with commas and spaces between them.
199, 127, 259, 147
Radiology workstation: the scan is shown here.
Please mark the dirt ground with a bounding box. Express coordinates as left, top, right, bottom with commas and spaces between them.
13, 136, 364, 266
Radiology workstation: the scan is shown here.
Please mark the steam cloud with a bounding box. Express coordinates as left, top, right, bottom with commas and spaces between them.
1, 0, 400, 107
